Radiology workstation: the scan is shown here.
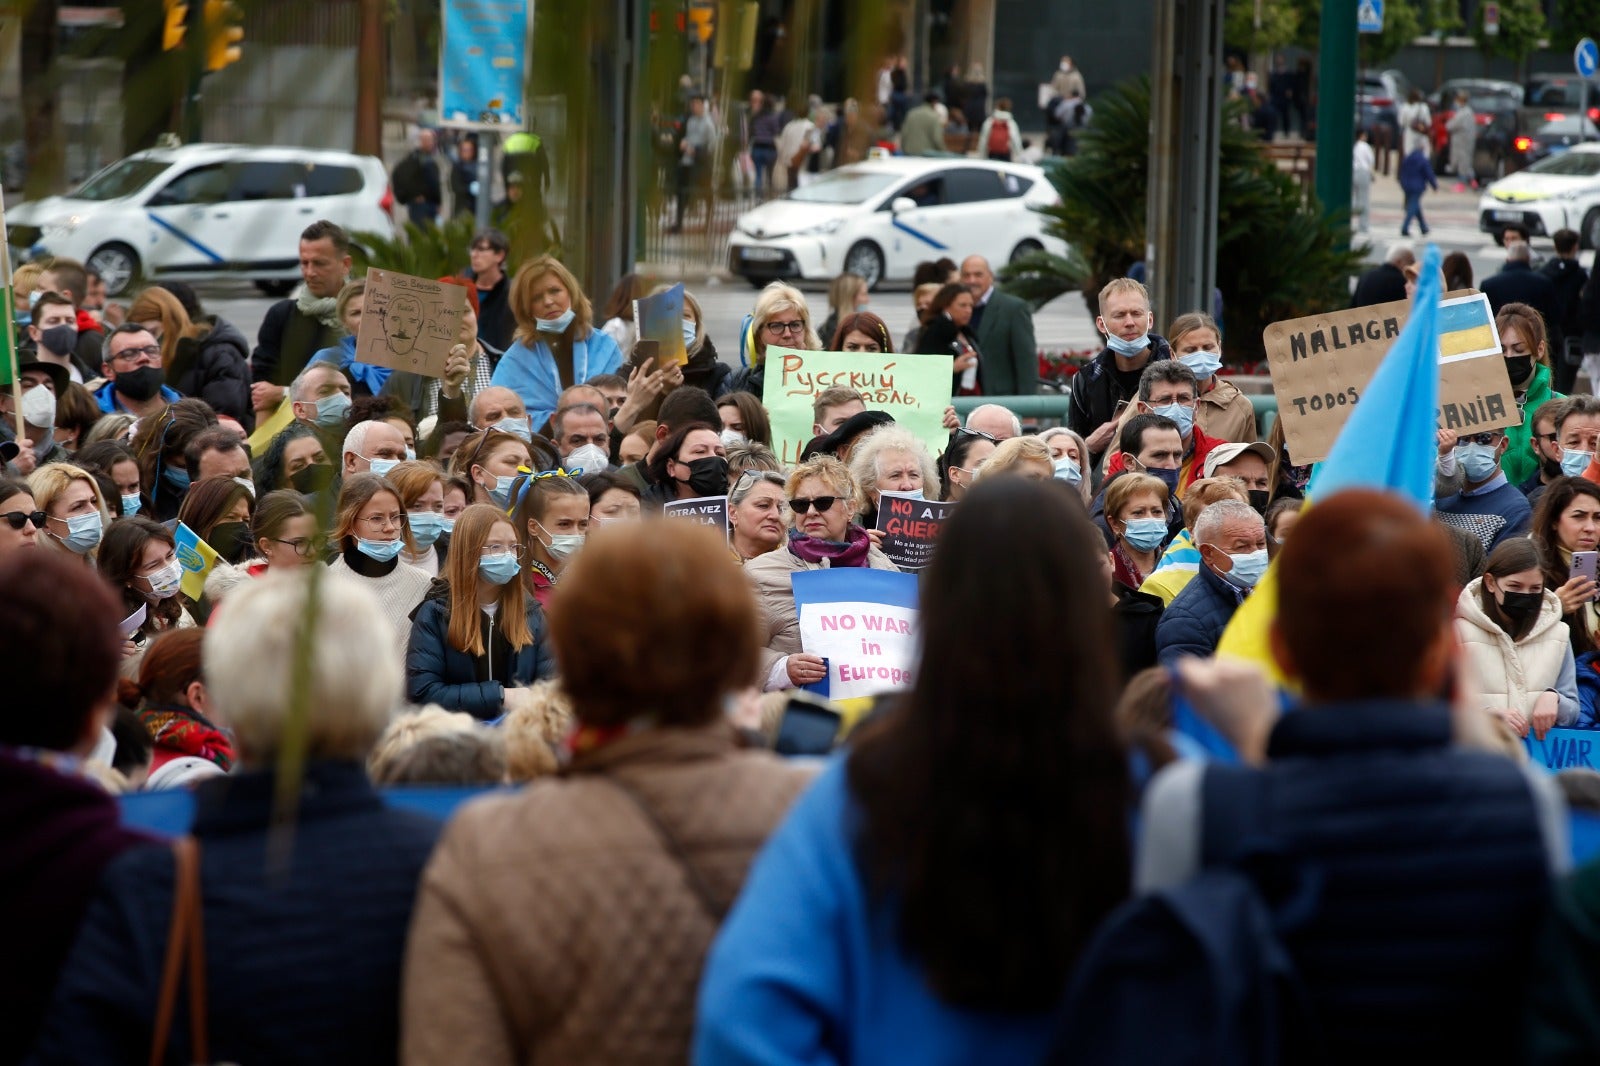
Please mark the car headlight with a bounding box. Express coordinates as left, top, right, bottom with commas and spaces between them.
42, 216, 83, 237
797, 219, 844, 237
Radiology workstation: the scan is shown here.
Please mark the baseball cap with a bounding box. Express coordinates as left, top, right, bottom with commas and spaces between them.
1202, 441, 1276, 479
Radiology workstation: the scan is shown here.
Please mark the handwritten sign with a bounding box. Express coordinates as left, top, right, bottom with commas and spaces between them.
1262, 291, 1516, 464
763, 347, 953, 466
1526, 727, 1600, 772
635, 283, 689, 367
662, 494, 728, 538
874, 492, 954, 572
356, 268, 469, 378
792, 569, 920, 701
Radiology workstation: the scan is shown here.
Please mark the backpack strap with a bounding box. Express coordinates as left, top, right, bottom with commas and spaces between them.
605, 775, 727, 922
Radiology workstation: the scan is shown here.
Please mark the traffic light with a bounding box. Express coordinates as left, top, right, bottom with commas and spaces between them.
204, 0, 244, 72
163, 0, 188, 51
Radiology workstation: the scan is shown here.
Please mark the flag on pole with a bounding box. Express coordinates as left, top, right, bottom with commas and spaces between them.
176, 522, 221, 600
0, 185, 24, 441
1214, 245, 1444, 680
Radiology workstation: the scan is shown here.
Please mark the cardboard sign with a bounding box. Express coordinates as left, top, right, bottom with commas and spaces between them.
793, 569, 921, 701
355, 268, 469, 378
635, 284, 689, 367
662, 494, 729, 537
1262, 291, 1517, 464
874, 492, 954, 572
763, 347, 954, 466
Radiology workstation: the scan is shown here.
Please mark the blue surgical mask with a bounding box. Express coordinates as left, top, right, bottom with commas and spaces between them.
535, 308, 577, 334
1121, 517, 1168, 551
58, 510, 104, 554
1221, 547, 1269, 589
162, 464, 191, 492
121, 493, 142, 517
408, 511, 447, 548
1105, 332, 1150, 357
536, 519, 585, 560
485, 474, 515, 508
1563, 449, 1593, 478
367, 457, 400, 479
493, 417, 533, 444
1053, 457, 1082, 485
405, 447, 417, 461
315, 391, 352, 428
681, 317, 698, 348
478, 551, 522, 586
1151, 402, 1195, 440
439, 514, 457, 534
354, 537, 405, 563
1178, 349, 1223, 380
1456, 442, 1501, 483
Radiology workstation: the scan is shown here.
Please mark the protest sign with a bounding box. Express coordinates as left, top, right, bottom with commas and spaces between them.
439, 0, 529, 126
874, 492, 955, 571
1525, 727, 1600, 772
662, 494, 729, 537
635, 283, 689, 367
175, 522, 220, 600
763, 347, 954, 465
793, 569, 920, 701
355, 268, 469, 378
1262, 291, 1516, 464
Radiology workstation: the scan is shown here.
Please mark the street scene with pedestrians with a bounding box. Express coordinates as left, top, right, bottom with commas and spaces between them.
16, 0, 1600, 1062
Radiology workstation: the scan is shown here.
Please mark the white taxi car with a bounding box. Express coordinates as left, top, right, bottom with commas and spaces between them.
7, 144, 395, 297
727, 157, 1068, 289
1477, 143, 1600, 247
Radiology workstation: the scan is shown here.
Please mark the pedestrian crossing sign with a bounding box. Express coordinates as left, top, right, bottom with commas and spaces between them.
1358, 0, 1384, 33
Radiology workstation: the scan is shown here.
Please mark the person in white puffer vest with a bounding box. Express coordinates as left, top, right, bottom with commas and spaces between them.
1455, 537, 1579, 743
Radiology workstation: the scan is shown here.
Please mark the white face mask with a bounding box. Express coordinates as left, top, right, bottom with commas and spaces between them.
564, 443, 611, 475
21, 385, 55, 429
143, 558, 184, 600
720, 429, 747, 449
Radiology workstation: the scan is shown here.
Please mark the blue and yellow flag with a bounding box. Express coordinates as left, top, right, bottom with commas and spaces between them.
1216, 245, 1445, 679
175, 522, 221, 600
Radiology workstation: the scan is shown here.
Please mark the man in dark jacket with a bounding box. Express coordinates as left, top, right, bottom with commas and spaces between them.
392, 128, 443, 227
469, 228, 515, 352
960, 255, 1037, 397
1542, 227, 1588, 393
1483, 240, 1561, 335
250, 219, 350, 425
1068, 277, 1169, 465
1154, 498, 1265, 664
0, 551, 152, 1061
1351, 242, 1414, 308
156, 281, 255, 428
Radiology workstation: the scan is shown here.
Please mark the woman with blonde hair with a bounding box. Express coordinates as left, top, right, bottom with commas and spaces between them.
388, 459, 451, 575
848, 423, 941, 528
728, 281, 822, 396
1040, 426, 1091, 501
820, 271, 868, 348
746, 454, 898, 691
126, 285, 251, 425
978, 435, 1054, 481
328, 472, 433, 651
27, 462, 110, 562
406, 503, 555, 719
490, 255, 625, 429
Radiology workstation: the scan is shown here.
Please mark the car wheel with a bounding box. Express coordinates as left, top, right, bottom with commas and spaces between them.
87, 242, 140, 298
255, 280, 296, 297
1584, 209, 1600, 252
843, 241, 884, 290
1010, 239, 1044, 264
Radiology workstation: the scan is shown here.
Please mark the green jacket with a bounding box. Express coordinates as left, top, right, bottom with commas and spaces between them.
973, 290, 1039, 397
1502, 363, 1560, 486
899, 105, 945, 157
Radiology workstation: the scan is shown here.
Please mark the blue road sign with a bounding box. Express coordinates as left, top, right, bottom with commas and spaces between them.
1358, 0, 1384, 33
1578, 37, 1599, 79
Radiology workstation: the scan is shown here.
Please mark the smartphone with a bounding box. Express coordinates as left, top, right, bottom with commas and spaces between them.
630, 339, 661, 372
1574, 550, 1599, 594
774, 695, 843, 757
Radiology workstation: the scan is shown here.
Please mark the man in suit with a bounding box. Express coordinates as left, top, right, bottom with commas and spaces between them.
1482, 240, 1560, 341
960, 255, 1038, 397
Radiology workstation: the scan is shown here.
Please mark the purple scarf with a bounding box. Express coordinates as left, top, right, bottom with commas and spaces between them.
787, 525, 872, 568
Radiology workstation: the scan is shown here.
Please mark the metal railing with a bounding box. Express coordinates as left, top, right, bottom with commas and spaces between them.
951, 392, 1280, 437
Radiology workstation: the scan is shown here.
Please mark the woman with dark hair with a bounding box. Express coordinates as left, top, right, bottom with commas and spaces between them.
1531, 475, 1600, 654
583, 469, 643, 525
698, 478, 1128, 1061
1457, 536, 1577, 740
76, 440, 145, 517
0, 476, 43, 558
510, 470, 590, 608
97, 515, 193, 676
406, 503, 556, 719
53, 380, 103, 452
642, 420, 728, 510
939, 426, 998, 501
348, 393, 418, 456
203, 489, 320, 607
127, 397, 219, 522
831, 310, 895, 354
1497, 301, 1561, 485
914, 282, 982, 395
1442, 250, 1473, 292
117, 628, 233, 789
176, 475, 255, 565
403, 520, 813, 1063
253, 422, 333, 495
715, 391, 772, 447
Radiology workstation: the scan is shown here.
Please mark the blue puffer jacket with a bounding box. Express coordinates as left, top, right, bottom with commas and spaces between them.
1154, 561, 1247, 665
406, 581, 556, 719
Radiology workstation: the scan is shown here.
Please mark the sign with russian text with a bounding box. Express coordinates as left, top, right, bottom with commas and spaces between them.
1262, 291, 1516, 464
874, 492, 954, 572
662, 494, 729, 538
763, 347, 953, 465
792, 569, 920, 701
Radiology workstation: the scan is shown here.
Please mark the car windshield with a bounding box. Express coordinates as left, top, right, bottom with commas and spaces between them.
72, 158, 171, 201
787, 169, 901, 205
1527, 78, 1595, 107
1467, 90, 1522, 110
1525, 151, 1600, 176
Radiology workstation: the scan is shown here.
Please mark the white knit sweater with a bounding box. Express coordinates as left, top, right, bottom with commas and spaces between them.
327, 555, 433, 653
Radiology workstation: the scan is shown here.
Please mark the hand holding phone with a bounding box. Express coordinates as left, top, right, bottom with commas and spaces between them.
1573, 550, 1599, 602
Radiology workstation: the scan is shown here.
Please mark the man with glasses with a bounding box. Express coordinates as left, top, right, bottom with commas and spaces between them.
95, 323, 181, 418
1436, 427, 1532, 553
0, 359, 72, 474
1518, 399, 1569, 504
468, 229, 514, 352
1101, 360, 1221, 496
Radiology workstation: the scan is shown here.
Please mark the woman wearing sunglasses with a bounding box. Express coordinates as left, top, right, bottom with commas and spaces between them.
407, 503, 556, 720
745, 455, 898, 691
0, 476, 43, 558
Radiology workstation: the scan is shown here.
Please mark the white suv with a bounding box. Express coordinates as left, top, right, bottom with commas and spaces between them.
7, 144, 395, 297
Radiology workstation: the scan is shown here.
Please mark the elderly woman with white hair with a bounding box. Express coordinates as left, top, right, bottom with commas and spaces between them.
848, 423, 942, 529
727, 281, 823, 397
32, 569, 444, 1063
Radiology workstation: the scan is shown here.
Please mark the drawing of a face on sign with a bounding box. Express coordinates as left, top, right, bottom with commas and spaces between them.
384, 294, 424, 356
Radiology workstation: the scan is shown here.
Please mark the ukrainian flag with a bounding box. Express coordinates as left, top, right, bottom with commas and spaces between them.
1437, 296, 1497, 359
175, 522, 221, 600
248, 396, 295, 455
1214, 245, 1444, 680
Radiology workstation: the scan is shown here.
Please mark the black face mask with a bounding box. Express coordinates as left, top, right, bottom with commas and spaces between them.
676, 455, 730, 497
38, 324, 77, 357
1505, 354, 1533, 386
1498, 589, 1543, 625
210, 521, 253, 565
115, 365, 164, 402
1247, 488, 1270, 514
1540, 454, 1564, 480
290, 463, 334, 495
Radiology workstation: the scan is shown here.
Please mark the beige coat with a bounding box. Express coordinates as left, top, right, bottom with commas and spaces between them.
402, 723, 815, 1066
745, 540, 900, 679
1455, 580, 1573, 718
1196, 376, 1259, 444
